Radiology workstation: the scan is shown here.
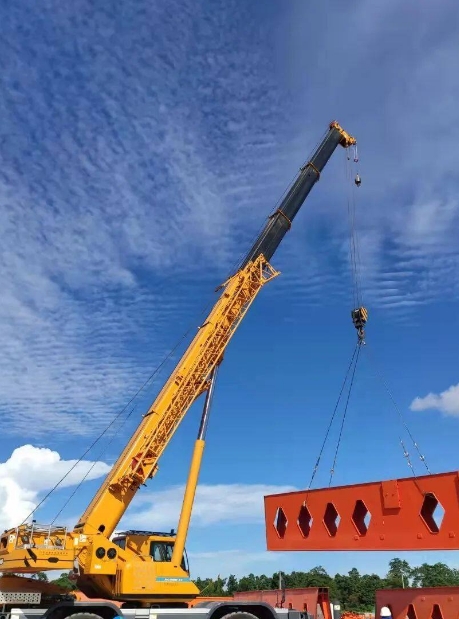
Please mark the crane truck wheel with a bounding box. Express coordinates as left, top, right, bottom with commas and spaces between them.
63, 613, 104, 619
218, 612, 261, 619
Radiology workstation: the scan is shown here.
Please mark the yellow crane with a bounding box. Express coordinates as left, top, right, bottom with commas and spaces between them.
0, 121, 355, 616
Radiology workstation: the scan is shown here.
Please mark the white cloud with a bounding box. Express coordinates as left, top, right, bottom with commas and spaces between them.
0, 445, 110, 531
122, 483, 296, 530
410, 383, 459, 417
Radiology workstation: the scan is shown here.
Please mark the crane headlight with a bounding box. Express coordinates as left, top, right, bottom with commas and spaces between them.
107, 548, 117, 559
95, 547, 106, 559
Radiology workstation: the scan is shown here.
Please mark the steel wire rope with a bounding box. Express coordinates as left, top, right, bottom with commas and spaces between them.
345, 154, 362, 309
342, 148, 430, 477
306, 148, 365, 489
350, 172, 364, 307
303, 143, 364, 492
328, 341, 362, 486
50, 404, 137, 526
363, 342, 431, 475
305, 341, 359, 492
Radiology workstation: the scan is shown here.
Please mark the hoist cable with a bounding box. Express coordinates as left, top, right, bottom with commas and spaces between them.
306, 341, 360, 491
341, 145, 429, 480
345, 154, 363, 309
328, 342, 362, 486
351, 178, 364, 306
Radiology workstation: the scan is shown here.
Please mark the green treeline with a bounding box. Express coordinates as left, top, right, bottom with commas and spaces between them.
193, 559, 459, 612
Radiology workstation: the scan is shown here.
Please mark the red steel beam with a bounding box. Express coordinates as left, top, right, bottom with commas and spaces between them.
264, 470, 459, 551
233, 588, 331, 618
376, 586, 459, 619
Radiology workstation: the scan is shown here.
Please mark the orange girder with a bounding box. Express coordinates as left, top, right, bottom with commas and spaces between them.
264, 470, 459, 551
376, 586, 459, 619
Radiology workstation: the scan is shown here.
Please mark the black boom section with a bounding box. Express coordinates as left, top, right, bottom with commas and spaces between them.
241, 123, 348, 268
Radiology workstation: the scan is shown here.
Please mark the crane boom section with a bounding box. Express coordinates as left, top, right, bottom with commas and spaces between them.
241, 120, 356, 267
0, 121, 356, 602
75, 255, 279, 537
75, 120, 355, 540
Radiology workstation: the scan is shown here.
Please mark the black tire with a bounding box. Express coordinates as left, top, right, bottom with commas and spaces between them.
66, 614, 104, 619
221, 613, 260, 619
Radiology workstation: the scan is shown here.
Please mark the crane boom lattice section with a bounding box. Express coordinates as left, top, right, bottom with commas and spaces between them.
76, 255, 279, 537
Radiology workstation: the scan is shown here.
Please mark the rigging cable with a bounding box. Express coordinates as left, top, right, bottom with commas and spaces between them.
328, 341, 362, 486
305, 144, 366, 491
364, 341, 431, 476
50, 405, 137, 526
344, 144, 431, 477
306, 341, 360, 491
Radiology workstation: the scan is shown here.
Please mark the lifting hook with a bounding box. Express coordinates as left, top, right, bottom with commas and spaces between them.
354, 173, 361, 187
351, 306, 368, 343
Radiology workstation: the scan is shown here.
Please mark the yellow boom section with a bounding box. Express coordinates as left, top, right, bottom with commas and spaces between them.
75, 254, 279, 538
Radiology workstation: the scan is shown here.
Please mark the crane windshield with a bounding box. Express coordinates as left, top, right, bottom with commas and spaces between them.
150, 541, 189, 572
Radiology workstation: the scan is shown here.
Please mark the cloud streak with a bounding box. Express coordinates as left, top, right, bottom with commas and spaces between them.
1, 0, 459, 437
0, 0, 286, 436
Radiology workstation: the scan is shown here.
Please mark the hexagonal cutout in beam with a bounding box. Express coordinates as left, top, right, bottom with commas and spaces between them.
431, 603, 443, 619
352, 499, 372, 536
297, 504, 313, 538
420, 493, 445, 533
274, 507, 288, 538
407, 604, 417, 619
323, 502, 340, 537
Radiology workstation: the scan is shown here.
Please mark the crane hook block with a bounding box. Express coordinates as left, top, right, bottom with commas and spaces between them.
354, 173, 361, 187
351, 307, 368, 342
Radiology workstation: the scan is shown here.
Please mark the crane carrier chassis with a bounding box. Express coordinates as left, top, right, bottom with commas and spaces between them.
4, 600, 330, 619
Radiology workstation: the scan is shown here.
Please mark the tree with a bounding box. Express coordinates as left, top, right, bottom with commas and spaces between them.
385, 558, 413, 588
412, 562, 459, 588
237, 573, 258, 592
32, 572, 49, 582
50, 572, 77, 591
226, 574, 238, 595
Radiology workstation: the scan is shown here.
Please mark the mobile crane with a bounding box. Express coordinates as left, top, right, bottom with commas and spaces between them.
0, 121, 356, 619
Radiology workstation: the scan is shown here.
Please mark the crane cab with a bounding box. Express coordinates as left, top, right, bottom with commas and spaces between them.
112, 530, 189, 572
110, 530, 199, 605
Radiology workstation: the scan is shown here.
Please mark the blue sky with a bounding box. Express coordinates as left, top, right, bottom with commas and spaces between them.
1, 0, 459, 581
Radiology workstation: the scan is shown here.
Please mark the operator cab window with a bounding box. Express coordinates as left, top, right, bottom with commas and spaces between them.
113, 538, 126, 550
150, 541, 189, 572
150, 541, 173, 562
